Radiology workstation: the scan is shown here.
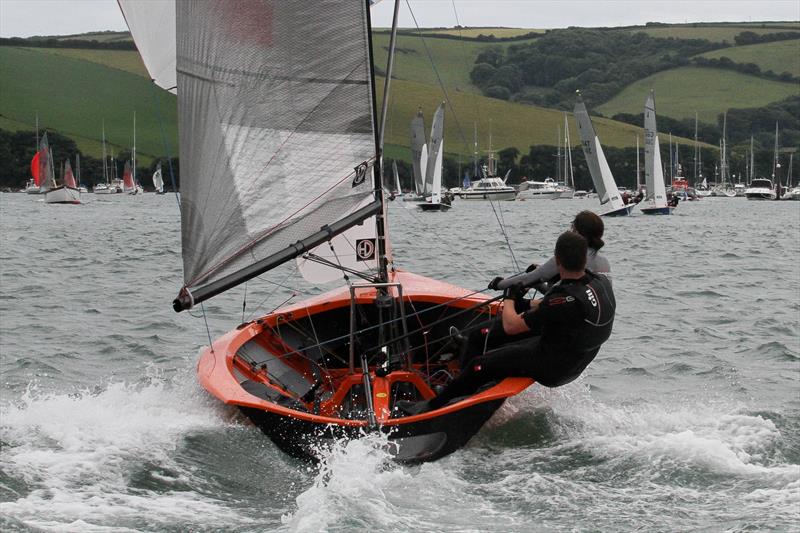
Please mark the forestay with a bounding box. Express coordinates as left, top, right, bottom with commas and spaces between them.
169, 1, 381, 309
644, 92, 668, 208
573, 100, 625, 210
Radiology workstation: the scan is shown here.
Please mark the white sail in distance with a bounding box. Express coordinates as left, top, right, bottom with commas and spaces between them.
410, 109, 427, 195
425, 103, 445, 204
573, 98, 625, 211
644, 91, 668, 208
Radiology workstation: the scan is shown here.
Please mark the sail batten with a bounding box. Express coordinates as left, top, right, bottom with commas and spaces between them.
170, 1, 378, 308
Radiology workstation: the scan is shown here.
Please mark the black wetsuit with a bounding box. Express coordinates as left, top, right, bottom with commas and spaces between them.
429, 271, 615, 410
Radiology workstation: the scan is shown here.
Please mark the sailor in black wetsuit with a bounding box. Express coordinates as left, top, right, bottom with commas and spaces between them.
398, 231, 615, 414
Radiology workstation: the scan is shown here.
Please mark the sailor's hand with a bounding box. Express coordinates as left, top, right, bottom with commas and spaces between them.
503, 283, 527, 301
525, 263, 539, 273
530, 298, 543, 312
488, 276, 504, 290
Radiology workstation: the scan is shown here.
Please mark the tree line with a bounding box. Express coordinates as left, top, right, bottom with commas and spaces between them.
0, 129, 179, 192
469, 29, 721, 108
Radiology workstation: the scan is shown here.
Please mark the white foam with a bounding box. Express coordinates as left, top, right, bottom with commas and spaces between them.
0, 369, 250, 531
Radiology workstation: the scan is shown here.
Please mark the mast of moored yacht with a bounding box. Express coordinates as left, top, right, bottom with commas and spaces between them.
693, 112, 698, 184
749, 135, 754, 184
772, 121, 780, 182
102, 120, 109, 185
132, 111, 136, 188
636, 135, 641, 191
564, 113, 573, 188
556, 125, 561, 184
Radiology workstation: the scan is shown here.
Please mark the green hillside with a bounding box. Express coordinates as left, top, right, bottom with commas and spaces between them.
630, 24, 800, 43
0, 46, 176, 162
377, 76, 702, 156
372, 32, 538, 93
30, 47, 148, 77
596, 66, 800, 123
697, 39, 800, 77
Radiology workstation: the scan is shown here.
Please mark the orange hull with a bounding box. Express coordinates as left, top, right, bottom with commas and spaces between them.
197, 270, 534, 461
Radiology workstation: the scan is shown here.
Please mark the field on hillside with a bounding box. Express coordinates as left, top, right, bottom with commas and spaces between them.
597, 66, 800, 123
415, 27, 544, 38
371, 32, 538, 93
0, 47, 176, 161
376, 76, 702, 157
629, 25, 800, 43
697, 39, 800, 77
27, 47, 148, 77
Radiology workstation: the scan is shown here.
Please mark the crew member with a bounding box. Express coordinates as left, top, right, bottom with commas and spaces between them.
454, 210, 611, 368
399, 231, 616, 415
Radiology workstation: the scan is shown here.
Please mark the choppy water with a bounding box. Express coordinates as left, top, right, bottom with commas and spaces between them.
1, 193, 798, 532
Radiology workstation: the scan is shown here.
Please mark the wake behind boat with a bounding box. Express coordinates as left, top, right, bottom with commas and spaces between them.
121, 0, 532, 462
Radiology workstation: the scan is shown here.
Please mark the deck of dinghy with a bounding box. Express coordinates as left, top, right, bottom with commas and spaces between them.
197, 271, 533, 462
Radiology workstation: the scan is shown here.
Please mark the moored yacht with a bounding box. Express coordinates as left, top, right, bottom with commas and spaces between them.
459, 174, 516, 201
517, 177, 560, 200
744, 178, 776, 200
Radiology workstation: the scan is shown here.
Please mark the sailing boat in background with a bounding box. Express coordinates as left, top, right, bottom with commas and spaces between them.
121, 0, 533, 463
152, 161, 165, 194
44, 149, 82, 205
640, 90, 673, 215
406, 108, 427, 202
573, 92, 634, 216
25, 114, 42, 194
712, 113, 736, 197
781, 153, 798, 200
94, 121, 123, 194
121, 160, 138, 195
418, 103, 451, 211
746, 122, 779, 200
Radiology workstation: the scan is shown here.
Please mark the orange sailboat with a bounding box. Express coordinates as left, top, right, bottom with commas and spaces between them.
121, 0, 533, 462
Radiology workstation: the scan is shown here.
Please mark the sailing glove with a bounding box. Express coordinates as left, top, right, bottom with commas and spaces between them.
488, 276, 504, 290
503, 283, 527, 301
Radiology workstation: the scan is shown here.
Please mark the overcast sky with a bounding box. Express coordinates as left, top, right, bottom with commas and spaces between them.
1, 0, 798, 38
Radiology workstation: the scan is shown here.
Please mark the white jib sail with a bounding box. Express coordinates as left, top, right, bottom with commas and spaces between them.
574, 99, 623, 209
644, 91, 668, 208
425, 103, 445, 204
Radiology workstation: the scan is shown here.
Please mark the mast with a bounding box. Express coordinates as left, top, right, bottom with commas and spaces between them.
749, 135, 754, 184
370, 0, 399, 283
693, 112, 698, 183
636, 135, 641, 191
721, 113, 728, 187
772, 121, 780, 182
564, 113, 573, 188
473, 122, 478, 178
102, 120, 108, 185
669, 132, 673, 182
77, 153, 81, 186
788, 153, 794, 188
35, 111, 39, 150
556, 125, 561, 183
132, 111, 136, 188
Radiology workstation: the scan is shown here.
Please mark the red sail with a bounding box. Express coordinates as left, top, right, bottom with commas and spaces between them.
122, 161, 134, 190
64, 160, 77, 188
31, 152, 41, 185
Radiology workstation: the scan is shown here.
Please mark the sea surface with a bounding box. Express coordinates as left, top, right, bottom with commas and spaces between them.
1, 192, 798, 532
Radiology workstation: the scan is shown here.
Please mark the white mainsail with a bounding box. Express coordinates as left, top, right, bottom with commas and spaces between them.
152, 162, 164, 193
425, 103, 445, 204
121, 1, 384, 307
573, 98, 625, 211
410, 109, 427, 196
644, 91, 668, 208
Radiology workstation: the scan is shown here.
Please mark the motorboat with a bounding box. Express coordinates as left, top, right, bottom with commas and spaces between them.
459, 175, 516, 201
517, 177, 560, 200
745, 178, 776, 200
